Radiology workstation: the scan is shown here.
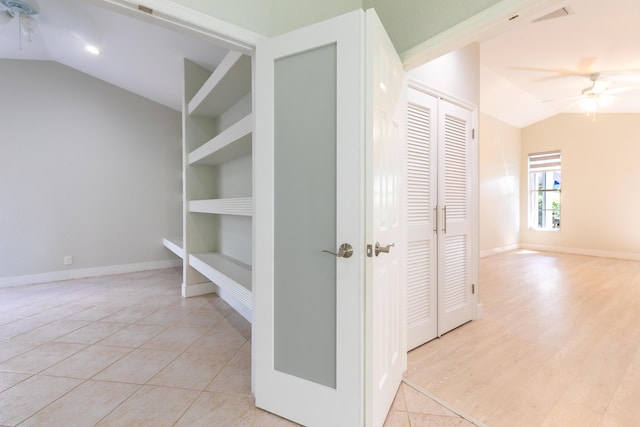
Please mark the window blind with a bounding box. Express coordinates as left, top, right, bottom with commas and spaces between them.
529, 151, 561, 172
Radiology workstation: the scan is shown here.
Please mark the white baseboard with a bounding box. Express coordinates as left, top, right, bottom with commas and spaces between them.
181, 281, 217, 298
480, 242, 640, 262
480, 243, 520, 258
0, 259, 182, 288
520, 244, 640, 262
475, 303, 483, 320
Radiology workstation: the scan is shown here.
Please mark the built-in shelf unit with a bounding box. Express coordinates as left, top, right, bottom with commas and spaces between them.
164, 50, 253, 322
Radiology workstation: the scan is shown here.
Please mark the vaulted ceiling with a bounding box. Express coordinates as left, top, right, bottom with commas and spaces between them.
2, 0, 639, 127
0, 0, 227, 111
481, 0, 640, 127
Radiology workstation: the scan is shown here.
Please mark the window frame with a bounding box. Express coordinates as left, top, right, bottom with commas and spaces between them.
528, 151, 561, 231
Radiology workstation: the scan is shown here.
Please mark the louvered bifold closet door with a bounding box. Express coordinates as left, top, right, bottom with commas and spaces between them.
406, 88, 438, 349
437, 100, 474, 335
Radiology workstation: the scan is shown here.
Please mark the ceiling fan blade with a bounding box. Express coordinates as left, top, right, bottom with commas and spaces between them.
607, 83, 640, 95
511, 65, 640, 83
553, 98, 588, 113
542, 94, 583, 104
509, 66, 588, 82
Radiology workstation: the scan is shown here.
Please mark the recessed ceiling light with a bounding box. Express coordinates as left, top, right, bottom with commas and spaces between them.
85, 45, 101, 55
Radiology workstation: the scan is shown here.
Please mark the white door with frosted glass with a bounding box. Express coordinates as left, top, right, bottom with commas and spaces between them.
406, 86, 475, 349
254, 9, 406, 427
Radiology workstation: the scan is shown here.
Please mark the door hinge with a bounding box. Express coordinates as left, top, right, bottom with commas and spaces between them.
472, 283, 475, 294
366, 244, 373, 257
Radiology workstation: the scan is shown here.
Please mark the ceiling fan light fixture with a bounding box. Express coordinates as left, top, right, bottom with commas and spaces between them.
597, 94, 613, 108
20, 13, 35, 37
579, 97, 598, 112
1, 0, 39, 48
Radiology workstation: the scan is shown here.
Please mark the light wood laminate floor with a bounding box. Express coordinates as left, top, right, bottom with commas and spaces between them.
406, 250, 640, 427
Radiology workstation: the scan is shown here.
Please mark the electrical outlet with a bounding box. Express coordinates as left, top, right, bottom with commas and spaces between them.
64, 256, 73, 265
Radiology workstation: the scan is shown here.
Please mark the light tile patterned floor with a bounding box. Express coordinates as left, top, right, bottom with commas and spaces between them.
0, 268, 474, 426
384, 382, 479, 427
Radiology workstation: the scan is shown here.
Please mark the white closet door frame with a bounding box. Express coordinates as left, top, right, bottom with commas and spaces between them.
405, 81, 479, 346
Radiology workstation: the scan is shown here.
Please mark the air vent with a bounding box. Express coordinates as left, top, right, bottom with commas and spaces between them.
533, 6, 571, 23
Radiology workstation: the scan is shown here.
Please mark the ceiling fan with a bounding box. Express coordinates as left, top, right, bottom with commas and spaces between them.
547, 72, 640, 113
0, 0, 40, 48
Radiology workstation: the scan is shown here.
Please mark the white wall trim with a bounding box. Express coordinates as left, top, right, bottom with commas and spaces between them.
400, 0, 564, 70
520, 244, 640, 262
98, 0, 264, 54
408, 79, 476, 112
0, 259, 182, 288
181, 281, 217, 298
480, 243, 521, 258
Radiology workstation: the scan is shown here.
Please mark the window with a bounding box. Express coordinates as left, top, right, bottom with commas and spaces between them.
528, 151, 561, 230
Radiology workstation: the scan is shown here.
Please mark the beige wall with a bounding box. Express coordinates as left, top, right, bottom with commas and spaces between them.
479, 114, 521, 255
521, 113, 640, 260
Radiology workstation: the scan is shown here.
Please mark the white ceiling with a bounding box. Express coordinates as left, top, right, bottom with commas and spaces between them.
481, 0, 640, 127
2, 0, 639, 126
0, 0, 228, 111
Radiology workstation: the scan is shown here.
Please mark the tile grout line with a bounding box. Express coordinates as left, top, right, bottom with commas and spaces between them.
15, 376, 90, 426
401, 378, 488, 427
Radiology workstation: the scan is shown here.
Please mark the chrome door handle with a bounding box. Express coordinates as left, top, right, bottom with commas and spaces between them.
374, 242, 395, 256
442, 205, 447, 234
434, 206, 438, 233
322, 243, 353, 258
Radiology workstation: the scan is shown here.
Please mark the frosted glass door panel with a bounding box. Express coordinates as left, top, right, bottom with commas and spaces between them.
273, 43, 337, 389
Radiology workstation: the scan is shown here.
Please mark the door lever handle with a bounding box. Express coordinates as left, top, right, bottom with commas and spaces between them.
322, 243, 353, 258
374, 242, 395, 256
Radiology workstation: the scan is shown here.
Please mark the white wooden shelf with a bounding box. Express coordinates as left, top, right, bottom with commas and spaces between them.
188, 51, 252, 117
163, 236, 184, 259
189, 252, 252, 315
189, 197, 252, 216
180, 54, 253, 317
189, 114, 252, 165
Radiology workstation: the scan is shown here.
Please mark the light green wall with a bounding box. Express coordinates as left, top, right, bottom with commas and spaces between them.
364, 0, 503, 52
166, 0, 361, 36
165, 0, 502, 53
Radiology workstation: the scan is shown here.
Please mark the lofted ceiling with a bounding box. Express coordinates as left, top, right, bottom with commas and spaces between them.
0, 0, 228, 111
1, 0, 639, 126
481, 0, 640, 128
